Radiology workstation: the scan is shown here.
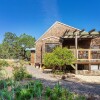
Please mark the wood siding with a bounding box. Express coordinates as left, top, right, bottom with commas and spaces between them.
35, 21, 100, 65
35, 22, 80, 64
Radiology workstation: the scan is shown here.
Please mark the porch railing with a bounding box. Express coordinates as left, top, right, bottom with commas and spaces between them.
70, 49, 100, 62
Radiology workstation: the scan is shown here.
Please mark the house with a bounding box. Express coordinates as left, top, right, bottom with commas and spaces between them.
35, 21, 100, 75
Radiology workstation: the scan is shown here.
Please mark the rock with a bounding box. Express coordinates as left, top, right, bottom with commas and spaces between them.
61, 75, 66, 80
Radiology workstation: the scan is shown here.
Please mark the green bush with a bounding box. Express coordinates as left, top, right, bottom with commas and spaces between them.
15, 80, 43, 99
54, 70, 64, 75
0, 80, 7, 89
44, 47, 76, 71
24, 73, 32, 78
16, 88, 31, 99
45, 87, 52, 97
0, 60, 9, 68
13, 66, 32, 81
0, 78, 14, 90
45, 82, 86, 100
0, 79, 86, 100
0, 89, 12, 100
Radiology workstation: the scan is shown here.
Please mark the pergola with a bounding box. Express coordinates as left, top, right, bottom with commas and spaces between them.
61, 29, 100, 39
60, 29, 100, 74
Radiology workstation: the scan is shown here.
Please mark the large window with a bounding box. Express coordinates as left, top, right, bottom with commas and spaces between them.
78, 51, 88, 59
45, 43, 59, 53
91, 51, 100, 59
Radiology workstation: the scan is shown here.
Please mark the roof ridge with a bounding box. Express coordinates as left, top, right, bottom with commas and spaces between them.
56, 21, 81, 31
35, 21, 81, 43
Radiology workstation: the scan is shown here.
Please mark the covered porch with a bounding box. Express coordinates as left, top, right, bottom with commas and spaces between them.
61, 29, 100, 74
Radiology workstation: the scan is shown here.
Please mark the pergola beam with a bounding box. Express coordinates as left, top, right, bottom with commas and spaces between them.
89, 29, 96, 35
62, 29, 99, 39
73, 29, 77, 35
63, 29, 70, 37
79, 29, 85, 35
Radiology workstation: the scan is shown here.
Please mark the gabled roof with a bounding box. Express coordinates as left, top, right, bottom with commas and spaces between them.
35, 21, 81, 43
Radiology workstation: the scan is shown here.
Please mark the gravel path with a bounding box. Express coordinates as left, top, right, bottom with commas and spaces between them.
26, 66, 100, 99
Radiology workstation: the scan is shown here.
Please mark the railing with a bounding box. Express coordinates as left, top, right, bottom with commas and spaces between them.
70, 49, 100, 62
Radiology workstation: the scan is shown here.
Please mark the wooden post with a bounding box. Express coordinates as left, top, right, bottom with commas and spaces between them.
88, 50, 91, 70
40, 45, 42, 69
75, 33, 78, 74
31, 50, 35, 66
89, 64, 91, 70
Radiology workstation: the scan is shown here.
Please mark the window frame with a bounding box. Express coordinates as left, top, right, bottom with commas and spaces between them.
45, 43, 59, 53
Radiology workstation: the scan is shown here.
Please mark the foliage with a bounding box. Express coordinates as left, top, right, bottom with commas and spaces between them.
2, 32, 18, 59
0, 32, 35, 60
15, 80, 43, 99
0, 79, 86, 100
0, 80, 7, 89
19, 60, 30, 66
0, 60, 9, 79
0, 60, 9, 68
18, 33, 36, 60
13, 66, 32, 81
44, 47, 76, 70
24, 74, 32, 78
43, 53, 58, 69
53, 70, 64, 75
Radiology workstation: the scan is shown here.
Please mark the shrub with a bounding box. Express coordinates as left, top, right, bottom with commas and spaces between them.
19, 60, 30, 66
24, 73, 32, 78
0, 60, 9, 68
17, 89, 31, 99
0, 78, 14, 90
0, 80, 7, 89
33, 80, 43, 97
43, 53, 58, 69
0, 79, 86, 100
45, 87, 52, 97
44, 47, 76, 71
13, 66, 32, 81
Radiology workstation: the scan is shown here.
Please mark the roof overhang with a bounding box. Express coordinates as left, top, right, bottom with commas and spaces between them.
62, 31, 100, 39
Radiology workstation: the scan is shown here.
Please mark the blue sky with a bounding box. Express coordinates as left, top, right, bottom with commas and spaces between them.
0, 0, 100, 43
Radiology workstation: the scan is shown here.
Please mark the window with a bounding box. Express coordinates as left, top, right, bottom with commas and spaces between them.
78, 51, 88, 59
45, 43, 59, 53
91, 51, 100, 59
91, 65, 100, 70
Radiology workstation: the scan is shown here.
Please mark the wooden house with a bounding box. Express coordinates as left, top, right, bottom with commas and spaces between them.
35, 21, 100, 75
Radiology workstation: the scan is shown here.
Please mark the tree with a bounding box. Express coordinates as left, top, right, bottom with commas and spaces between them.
3, 32, 17, 44
18, 33, 35, 60
2, 32, 18, 59
0, 42, 9, 58
0, 32, 35, 60
44, 47, 76, 71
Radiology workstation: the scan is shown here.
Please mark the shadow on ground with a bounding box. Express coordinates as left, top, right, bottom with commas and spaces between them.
29, 76, 100, 99
26, 66, 100, 99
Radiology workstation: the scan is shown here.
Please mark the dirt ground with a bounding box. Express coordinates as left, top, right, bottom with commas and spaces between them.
75, 75, 100, 84
1, 66, 100, 99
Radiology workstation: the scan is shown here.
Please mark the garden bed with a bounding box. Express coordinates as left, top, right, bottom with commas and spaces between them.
0, 79, 86, 100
